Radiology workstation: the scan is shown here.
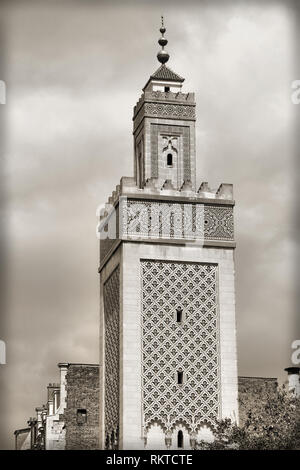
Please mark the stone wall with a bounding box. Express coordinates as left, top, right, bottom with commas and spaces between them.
64, 364, 99, 450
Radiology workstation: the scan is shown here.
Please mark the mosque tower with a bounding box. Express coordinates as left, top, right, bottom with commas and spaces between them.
98, 18, 238, 450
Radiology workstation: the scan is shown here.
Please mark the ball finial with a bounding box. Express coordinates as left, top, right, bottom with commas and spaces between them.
160, 16, 166, 34
157, 16, 169, 64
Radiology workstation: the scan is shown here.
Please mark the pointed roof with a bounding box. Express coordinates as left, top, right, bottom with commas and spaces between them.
151, 64, 185, 82
143, 64, 185, 91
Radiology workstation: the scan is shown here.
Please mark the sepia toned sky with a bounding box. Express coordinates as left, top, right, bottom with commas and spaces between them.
0, 0, 299, 449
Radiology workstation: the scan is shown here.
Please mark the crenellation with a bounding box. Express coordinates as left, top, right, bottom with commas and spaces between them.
180, 179, 193, 193
216, 183, 233, 200
161, 178, 175, 191
133, 90, 196, 119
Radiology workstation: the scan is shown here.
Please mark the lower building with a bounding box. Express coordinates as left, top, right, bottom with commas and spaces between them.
14, 427, 31, 450
14, 363, 99, 450
14, 366, 299, 449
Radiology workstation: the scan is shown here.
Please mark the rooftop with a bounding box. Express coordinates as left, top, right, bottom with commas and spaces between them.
150, 64, 184, 82
143, 64, 185, 91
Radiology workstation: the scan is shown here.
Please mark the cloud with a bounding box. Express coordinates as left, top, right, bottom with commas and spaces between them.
0, 0, 298, 449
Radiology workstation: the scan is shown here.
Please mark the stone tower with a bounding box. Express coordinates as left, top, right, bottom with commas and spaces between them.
99, 19, 238, 450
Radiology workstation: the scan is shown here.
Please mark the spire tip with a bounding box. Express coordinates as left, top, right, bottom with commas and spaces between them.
157, 16, 169, 64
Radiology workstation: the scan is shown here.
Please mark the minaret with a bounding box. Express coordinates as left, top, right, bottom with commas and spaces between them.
133, 17, 196, 191
99, 19, 238, 450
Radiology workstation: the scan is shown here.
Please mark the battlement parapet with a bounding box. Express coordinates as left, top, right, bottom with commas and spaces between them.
133, 93, 196, 134
99, 178, 235, 266
134, 90, 195, 117
100, 178, 234, 221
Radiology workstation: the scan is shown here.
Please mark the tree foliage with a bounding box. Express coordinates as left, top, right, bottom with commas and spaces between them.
198, 385, 300, 450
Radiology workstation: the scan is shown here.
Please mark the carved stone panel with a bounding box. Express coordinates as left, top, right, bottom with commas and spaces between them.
141, 260, 220, 433
122, 199, 234, 242
104, 267, 120, 446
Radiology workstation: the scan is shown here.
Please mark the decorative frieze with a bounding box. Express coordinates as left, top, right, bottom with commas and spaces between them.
145, 102, 195, 119
121, 198, 234, 242
133, 90, 195, 121
134, 101, 195, 131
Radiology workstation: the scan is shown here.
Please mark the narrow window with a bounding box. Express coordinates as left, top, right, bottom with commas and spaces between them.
138, 152, 143, 188
167, 153, 173, 166
176, 307, 183, 323
165, 86, 170, 92
115, 426, 119, 449
177, 371, 183, 384
76, 409, 87, 425
177, 430, 184, 448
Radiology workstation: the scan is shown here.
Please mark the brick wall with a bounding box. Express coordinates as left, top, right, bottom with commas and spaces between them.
238, 376, 278, 426
64, 364, 99, 450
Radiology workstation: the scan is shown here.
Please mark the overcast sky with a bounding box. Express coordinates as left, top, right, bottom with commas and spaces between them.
0, 0, 299, 449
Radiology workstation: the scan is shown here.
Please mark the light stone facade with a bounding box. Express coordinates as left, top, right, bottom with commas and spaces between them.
99, 53, 238, 449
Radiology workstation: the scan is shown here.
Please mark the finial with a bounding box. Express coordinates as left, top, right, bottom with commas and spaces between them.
157, 16, 169, 65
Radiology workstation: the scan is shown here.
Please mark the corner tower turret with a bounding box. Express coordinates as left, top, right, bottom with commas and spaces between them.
133, 19, 196, 190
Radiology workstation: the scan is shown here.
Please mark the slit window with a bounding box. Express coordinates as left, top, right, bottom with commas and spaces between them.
167, 153, 173, 166
177, 430, 184, 448
77, 409, 87, 425
164, 86, 170, 92
176, 307, 183, 323
177, 371, 183, 384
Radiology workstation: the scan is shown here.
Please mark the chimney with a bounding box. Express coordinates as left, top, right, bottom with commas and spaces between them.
58, 363, 69, 412
53, 389, 60, 413
284, 366, 300, 397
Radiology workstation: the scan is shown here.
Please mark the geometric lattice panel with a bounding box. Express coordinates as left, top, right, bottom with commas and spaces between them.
204, 206, 234, 241
141, 260, 220, 434
104, 266, 120, 443
122, 199, 234, 242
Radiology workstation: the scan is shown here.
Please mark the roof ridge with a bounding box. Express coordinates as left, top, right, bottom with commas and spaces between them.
150, 64, 185, 82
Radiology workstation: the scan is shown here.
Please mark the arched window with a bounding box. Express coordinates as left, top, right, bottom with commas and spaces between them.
138, 152, 143, 188
176, 307, 183, 323
177, 371, 183, 384
177, 430, 184, 448
167, 153, 173, 166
